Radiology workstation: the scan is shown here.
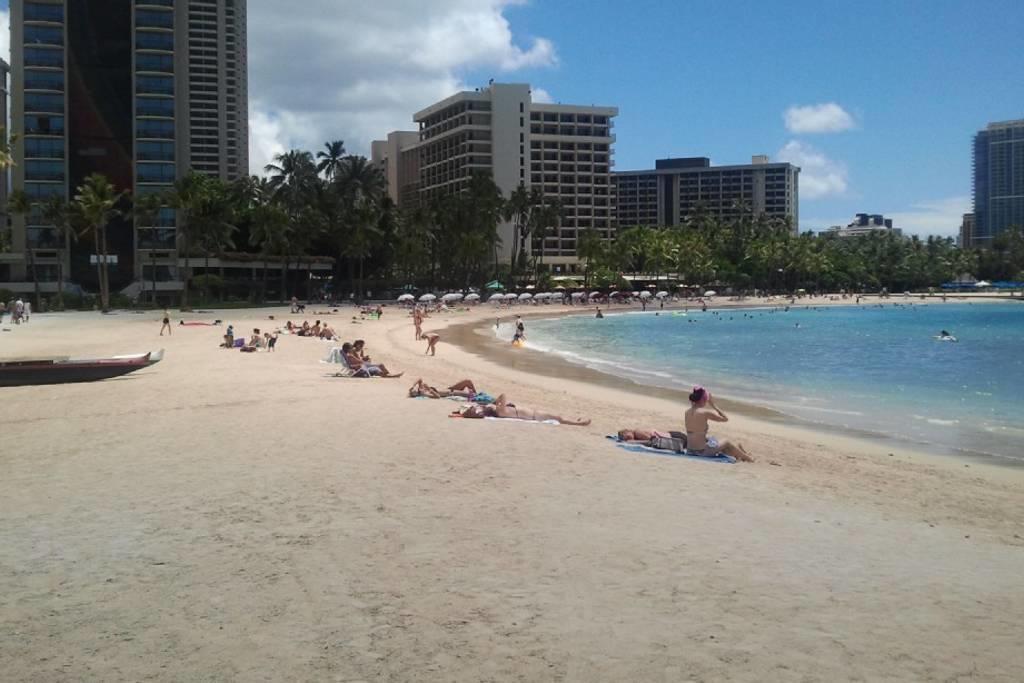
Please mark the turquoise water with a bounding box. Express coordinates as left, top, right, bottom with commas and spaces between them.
514, 303, 1024, 463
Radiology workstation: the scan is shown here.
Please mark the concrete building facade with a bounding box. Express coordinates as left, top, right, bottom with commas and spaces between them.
972, 119, 1024, 246
6, 0, 248, 294
370, 130, 421, 211
959, 212, 975, 248
824, 213, 902, 238
408, 83, 617, 272
615, 156, 799, 231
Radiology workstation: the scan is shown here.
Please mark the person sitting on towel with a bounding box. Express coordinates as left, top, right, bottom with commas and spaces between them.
685, 386, 754, 462
457, 394, 590, 426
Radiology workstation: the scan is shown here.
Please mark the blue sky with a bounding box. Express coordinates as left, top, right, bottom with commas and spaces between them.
476, 0, 1024, 235
5, 0, 1022, 237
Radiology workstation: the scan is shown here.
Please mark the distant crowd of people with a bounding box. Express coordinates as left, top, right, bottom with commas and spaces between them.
0, 298, 31, 325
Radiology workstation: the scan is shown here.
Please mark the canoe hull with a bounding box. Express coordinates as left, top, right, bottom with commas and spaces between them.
0, 350, 164, 387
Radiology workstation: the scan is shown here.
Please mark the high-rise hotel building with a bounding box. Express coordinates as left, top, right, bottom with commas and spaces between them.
375, 83, 617, 272
972, 119, 1024, 247
6, 0, 248, 293
615, 156, 800, 231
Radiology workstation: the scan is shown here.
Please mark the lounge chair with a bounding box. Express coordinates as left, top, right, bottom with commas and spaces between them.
321, 347, 369, 377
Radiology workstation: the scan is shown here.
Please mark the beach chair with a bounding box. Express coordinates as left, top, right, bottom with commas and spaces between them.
321, 347, 369, 378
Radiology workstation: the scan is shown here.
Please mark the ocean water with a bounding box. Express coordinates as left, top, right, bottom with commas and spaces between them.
509, 302, 1024, 463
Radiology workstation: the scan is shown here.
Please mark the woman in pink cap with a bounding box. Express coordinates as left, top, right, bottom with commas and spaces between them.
684, 386, 754, 462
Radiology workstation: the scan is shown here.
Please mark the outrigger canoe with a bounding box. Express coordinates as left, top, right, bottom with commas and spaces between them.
0, 349, 164, 387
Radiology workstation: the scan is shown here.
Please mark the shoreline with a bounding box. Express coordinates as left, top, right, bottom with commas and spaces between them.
443, 300, 1022, 469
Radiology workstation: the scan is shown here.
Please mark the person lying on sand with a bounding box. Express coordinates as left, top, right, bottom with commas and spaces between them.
341, 342, 401, 377
617, 428, 675, 442
684, 386, 754, 462
456, 394, 590, 426
409, 378, 478, 399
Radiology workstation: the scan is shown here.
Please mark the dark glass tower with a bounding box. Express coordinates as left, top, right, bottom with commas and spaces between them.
973, 120, 1024, 246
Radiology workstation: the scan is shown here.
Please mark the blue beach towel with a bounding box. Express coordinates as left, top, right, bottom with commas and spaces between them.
605, 436, 736, 464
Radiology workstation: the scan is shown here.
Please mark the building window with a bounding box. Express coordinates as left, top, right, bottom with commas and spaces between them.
136, 119, 174, 139
136, 75, 174, 94
24, 47, 64, 68
136, 96, 175, 117
137, 163, 176, 183
136, 9, 174, 29
24, 182, 67, 200
24, 92, 65, 114
24, 114, 64, 135
136, 52, 174, 72
135, 31, 174, 50
138, 229, 177, 250
24, 137, 65, 158
25, 160, 65, 181
137, 140, 175, 161
24, 69, 64, 91
136, 0, 174, 5
142, 264, 179, 281
24, 2, 64, 22
24, 25, 64, 46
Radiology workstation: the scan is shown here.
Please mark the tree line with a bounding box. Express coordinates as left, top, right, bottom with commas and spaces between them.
5, 138, 1024, 311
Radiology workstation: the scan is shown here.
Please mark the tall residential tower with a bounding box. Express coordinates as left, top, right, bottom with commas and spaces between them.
7, 0, 248, 294
972, 119, 1024, 246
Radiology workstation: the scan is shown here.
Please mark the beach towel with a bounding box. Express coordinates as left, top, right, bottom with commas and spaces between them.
606, 436, 735, 463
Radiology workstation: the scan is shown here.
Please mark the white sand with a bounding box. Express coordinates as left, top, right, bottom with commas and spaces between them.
1, 304, 1022, 682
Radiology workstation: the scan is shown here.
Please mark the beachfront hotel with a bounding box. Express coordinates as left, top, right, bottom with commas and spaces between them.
972, 119, 1024, 247
372, 83, 618, 274
614, 156, 800, 231
824, 213, 903, 238
4, 0, 250, 296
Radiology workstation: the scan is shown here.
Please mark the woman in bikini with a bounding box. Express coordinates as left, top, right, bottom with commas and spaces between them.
160, 310, 172, 336
684, 386, 754, 462
458, 394, 590, 426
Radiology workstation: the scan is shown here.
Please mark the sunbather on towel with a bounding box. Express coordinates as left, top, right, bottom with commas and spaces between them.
685, 386, 754, 462
409, 378, 478, 399
617, 428, 677, 442
457, 393, 590, 426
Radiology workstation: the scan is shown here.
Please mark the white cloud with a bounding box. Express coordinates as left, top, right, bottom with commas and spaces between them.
247, 0, 558, 173
531, 87, 553, 104
777, 140, 849, 199
784, 103, 856, 134
0, 11, 9, 65
886, 197, 971, 238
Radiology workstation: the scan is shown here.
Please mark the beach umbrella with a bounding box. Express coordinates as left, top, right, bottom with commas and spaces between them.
397, 293, 414, 302
639, 291, 652, 298
485, 280, 505, 291
525, 285, 536, 290
703, 290, 717, 297
974, 280, 991, 288
418, 293, 436, 302
464, 293, 480, 301
632, 291, 641, 297
488, 295, 503, 304
441, 292, 463, 302
533, 292, 548, 299
518, 292, 533, 300
554, 285, 566, 290
656, 291, 669, 298
570, 292, 585, 299
504, 293, 519, 300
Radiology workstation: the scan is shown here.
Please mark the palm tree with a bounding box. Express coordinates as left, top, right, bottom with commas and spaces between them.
74, 174, 127, 312
576, 227, 605, 288
346, 194, 382, 300
7, 190, 41, 308
316, 140, 346, 180
265, 149, 317, 206
248, 200, 289, 303
41, 195, 76, 310
131, 192, 166, 305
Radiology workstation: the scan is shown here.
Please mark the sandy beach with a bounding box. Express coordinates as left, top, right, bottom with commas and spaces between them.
2, 301, 1023, 682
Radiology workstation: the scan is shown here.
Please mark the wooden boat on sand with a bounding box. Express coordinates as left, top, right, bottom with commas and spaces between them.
0, 349, 164, 387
